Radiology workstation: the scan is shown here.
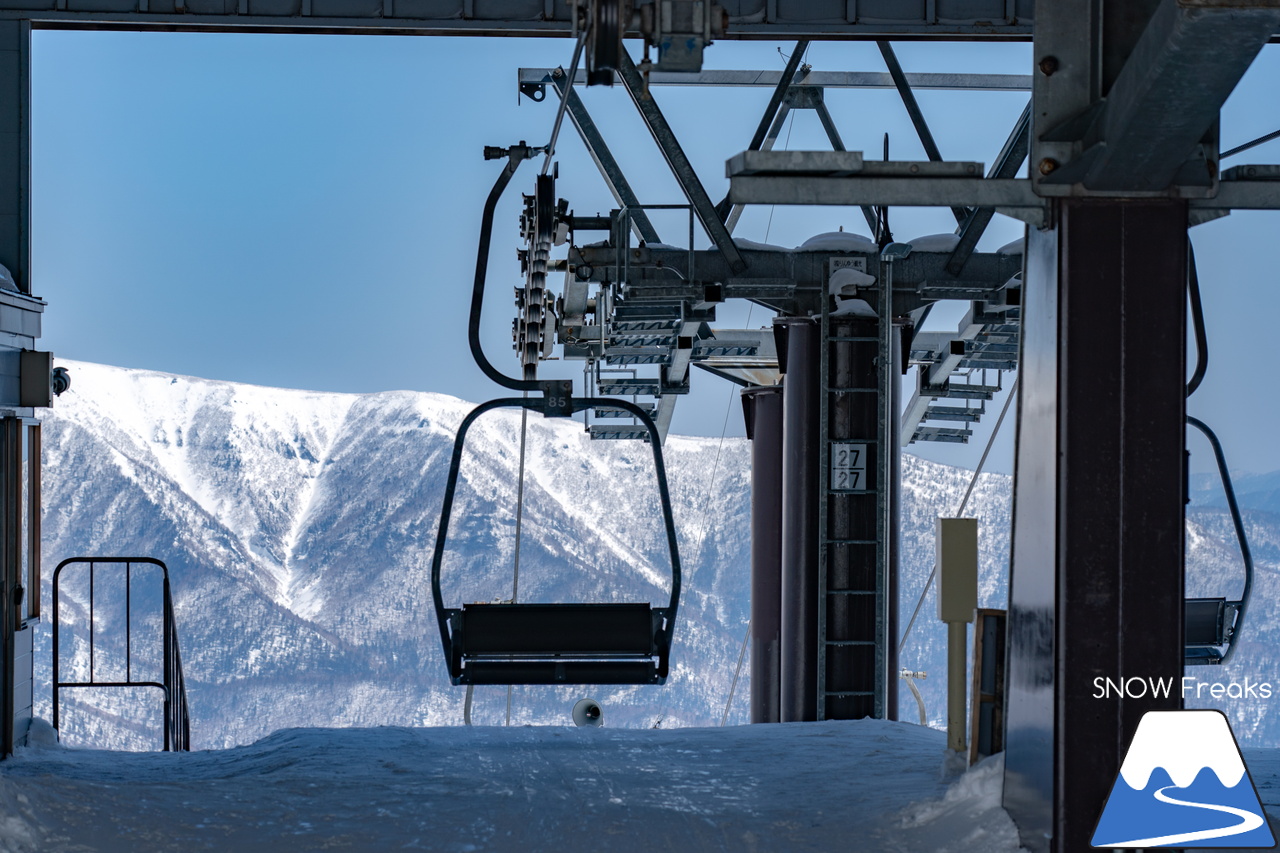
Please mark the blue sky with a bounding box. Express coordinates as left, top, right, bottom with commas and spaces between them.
30, 32, 1280, 475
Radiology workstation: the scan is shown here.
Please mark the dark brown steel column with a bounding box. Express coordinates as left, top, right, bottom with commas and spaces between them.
0, 22, 26, 295
777, 317, 820, 722
1003, 202, 1186, 853
0, 22, 25, 758
742, 384, 784, 724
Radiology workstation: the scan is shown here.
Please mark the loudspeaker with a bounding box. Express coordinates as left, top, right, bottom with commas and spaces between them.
572, 698, 603, 728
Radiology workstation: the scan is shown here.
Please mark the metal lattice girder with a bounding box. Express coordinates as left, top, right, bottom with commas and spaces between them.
746, 41, 810, 152
913, 426, 973, 444
716, 40, 811, 230
549, 74, 660, 245
947, 101, 1032, 275
596, 377, 662, 396
588, 425, 651, 441
930, 382, 1000, 400
2, 2, 1037, 34
593, 403, 655, 418
900, 305, 997, 442
616, 51, 747, 274
923, 405, 984, 423
574, 242, 1022, 317
877, 40, 969, 225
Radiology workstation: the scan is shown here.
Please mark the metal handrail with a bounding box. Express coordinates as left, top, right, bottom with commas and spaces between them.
52, 557, 191, 751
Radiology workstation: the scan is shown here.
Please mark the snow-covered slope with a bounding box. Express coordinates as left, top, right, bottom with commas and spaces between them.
32, 360, 1280, 750
0, 718, 1026, 853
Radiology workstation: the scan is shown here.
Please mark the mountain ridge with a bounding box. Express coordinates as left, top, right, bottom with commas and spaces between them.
32, 359, 1280, 750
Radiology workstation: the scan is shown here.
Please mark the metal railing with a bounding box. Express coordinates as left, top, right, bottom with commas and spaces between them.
52, 557, 190, 751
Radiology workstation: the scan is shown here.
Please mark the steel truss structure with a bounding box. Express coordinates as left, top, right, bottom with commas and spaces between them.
509, 35, 1026, 748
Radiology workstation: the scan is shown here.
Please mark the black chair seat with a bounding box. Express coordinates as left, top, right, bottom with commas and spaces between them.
1185, 597, 1227, 647
1184, 598, 1241, 666
445, 602, 673, 685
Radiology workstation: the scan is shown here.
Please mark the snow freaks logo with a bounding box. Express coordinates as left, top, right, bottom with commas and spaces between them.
1091, 710, 1276, 848
1092, 675, 1274, 700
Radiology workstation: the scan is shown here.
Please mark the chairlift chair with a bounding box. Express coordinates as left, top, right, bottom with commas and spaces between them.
429, 143, 681, 686
1183, 417, 1252, 667
1180, 248, 1252, 668
430, 396, 680, 685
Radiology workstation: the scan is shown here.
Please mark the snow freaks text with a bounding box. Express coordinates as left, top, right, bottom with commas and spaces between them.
1092, 676, 1273, 700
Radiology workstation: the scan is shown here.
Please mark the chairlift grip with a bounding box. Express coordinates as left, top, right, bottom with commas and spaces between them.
469, 142, 566, 400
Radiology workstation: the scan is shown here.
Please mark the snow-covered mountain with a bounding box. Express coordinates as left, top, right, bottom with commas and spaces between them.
31, 360, 1280, 750
37, 360, 756, 748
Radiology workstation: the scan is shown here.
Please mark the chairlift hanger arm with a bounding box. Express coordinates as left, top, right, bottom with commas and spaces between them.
470, 143, 564, 397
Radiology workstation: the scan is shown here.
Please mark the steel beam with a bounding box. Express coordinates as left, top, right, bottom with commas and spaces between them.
617, 50, 746, 274
777, 317, 820, 723
946, 101, 1031, 275
742, 384, 784, 724
747, 42, 809, 153
1191, 177, 1280, 210
718, 41, 809, 231
550, 75, 660, 245
1086, 0, 1280, 191
1003, 202, 1186, 853
728, 174, 1045, 217
1039, 0, 1280, 194
520, 68, 1034, 92
877, 41, 968, 225
0, 21, 26, 295
7, 3, 1038, 36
